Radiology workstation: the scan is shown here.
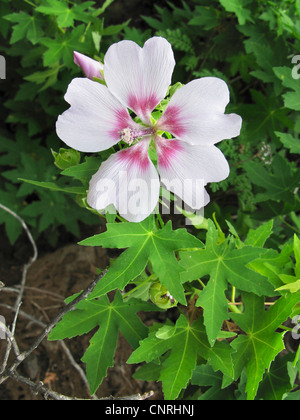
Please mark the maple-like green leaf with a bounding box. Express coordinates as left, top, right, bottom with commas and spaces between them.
256, 354, 295, 401
191, 364, 234, 400
0, 189, 24, 244
4, 11, 43, 44
36, 0, 76, 28
61, 156, 104, 185
275, 132, 300, 155
180, 220, 274, 345
273, 66, 300, 111
219, 0, 254, 25
247, 242, 293, 291
40, 25, 88, 67
244, 154, 300, 204
94, 0, 115, 17
20, 189, 89, 235
36, 0, 94, 28
238, 24, 287, 92
48, 291, 156, 395
188, 6, 220, 30
79, 216, 203, 304
239, 89, 292, 143
230, 292, 300, 400
274, 234, 300, 293
24, 66, 61, 91
128, 315, 234, 400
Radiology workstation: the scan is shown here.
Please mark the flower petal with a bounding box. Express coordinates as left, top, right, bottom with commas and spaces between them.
74, 51, 104, 80
156, 137, 229, 209
56, 78, 135, 153
87, 138, 160, 222
104, 37, 175, 123
157, 77, 242, 145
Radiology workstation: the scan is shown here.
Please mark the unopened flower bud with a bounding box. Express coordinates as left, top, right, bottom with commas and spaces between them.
52, 148, 81, 170
150, 282, 177, 309
74, 51, 104, 81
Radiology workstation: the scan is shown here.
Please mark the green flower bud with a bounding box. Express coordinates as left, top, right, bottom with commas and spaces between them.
149, 282, 177, 309
52, 148, 81, 170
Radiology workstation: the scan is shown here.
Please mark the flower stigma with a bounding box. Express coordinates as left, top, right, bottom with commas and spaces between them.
119, 127, 155, 145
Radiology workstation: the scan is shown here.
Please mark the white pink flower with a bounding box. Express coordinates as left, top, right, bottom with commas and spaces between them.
56, 37, 242, 222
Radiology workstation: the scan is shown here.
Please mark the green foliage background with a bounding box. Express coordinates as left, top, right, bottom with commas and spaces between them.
0, 0, 299, 245
0, 0, 300, 401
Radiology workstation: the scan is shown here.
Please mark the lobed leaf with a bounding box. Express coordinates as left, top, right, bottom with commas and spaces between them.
180, 220, 274, 344
128, 315, 234, 400
49, 291, 156, 395
80, 216, 203, 304
230, 292, 300, 400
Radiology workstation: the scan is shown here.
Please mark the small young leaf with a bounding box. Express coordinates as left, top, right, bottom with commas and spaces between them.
275, 279, 300, 294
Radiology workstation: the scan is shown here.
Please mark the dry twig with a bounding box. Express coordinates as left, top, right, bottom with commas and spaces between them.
0, 203, 38, 374
0, 204, 154, 401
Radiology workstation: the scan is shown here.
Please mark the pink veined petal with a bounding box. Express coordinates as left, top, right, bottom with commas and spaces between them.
56, 78, 136, 153
157, 77, 242, 145
103, 37, 175, 124
87, 138, 160, 222
73, 51, 104, 80
156, 137, 230, 209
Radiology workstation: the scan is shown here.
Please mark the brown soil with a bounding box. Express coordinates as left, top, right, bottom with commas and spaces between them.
0, 229, 163, 400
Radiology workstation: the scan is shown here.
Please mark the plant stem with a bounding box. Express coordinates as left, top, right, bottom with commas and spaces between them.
156, 211, 164, 228
231, 286, 236, 304
293, 344, 300, 368
279, 324, 293, 332
23, 0, 37, 7
228, 302, 242, 314
197, 279, 206, 289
